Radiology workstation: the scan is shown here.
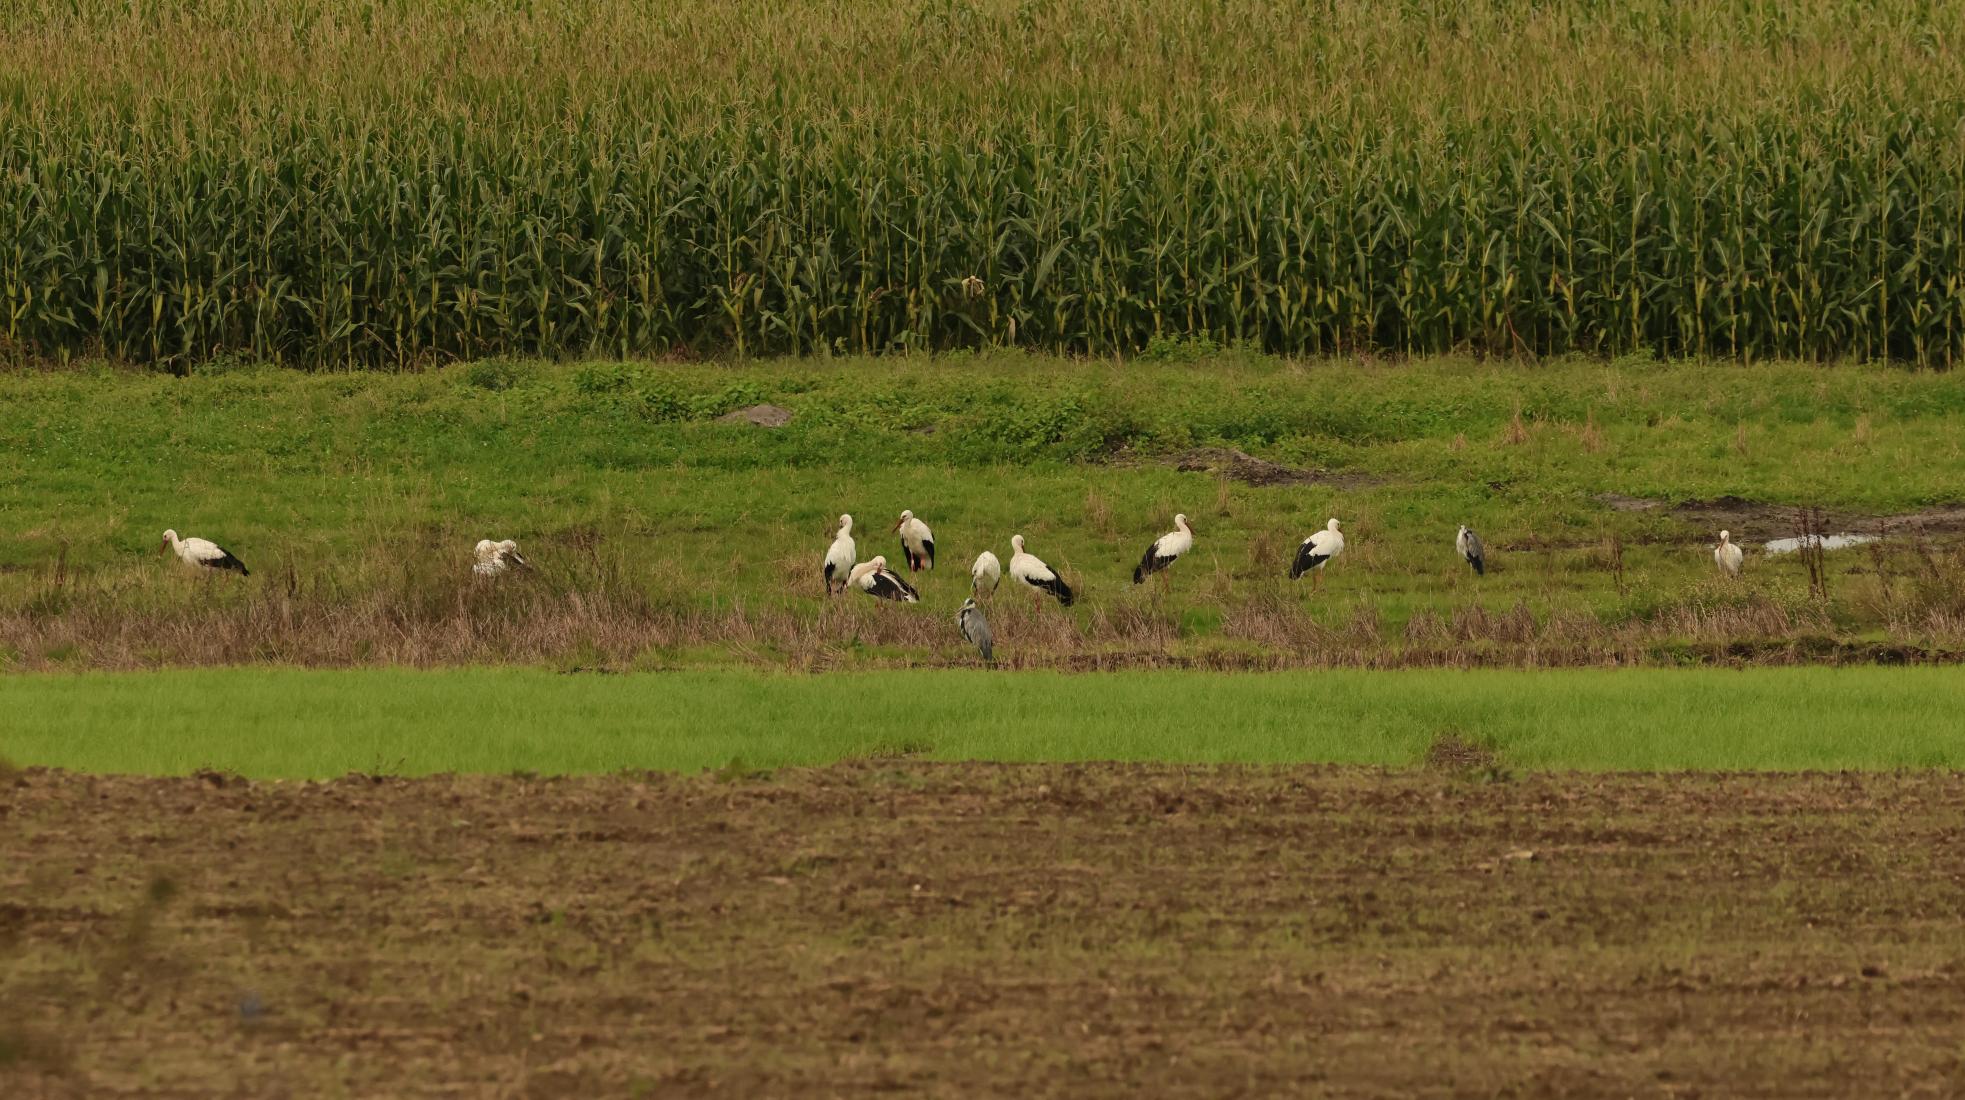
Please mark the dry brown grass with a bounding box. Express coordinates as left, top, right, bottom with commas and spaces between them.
1402, 608, 1449, 645
6, 588, 1943, 672
1218, 588, 1340, 651
1578, 406, 1606, 453
1501, 400, 1531, 446
10, 540, 1965, 672
1082, 489, 1115, 539
1245, 530, 1281, 575
1869, 534, 1965, 643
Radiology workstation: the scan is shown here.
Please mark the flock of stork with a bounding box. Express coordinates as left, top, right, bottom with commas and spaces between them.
158, 515, 1751, 663
809, 513, 1752, 661
810, 510, 1463, 662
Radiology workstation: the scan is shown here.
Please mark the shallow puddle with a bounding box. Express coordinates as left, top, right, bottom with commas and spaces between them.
1763, 532, 1878, 554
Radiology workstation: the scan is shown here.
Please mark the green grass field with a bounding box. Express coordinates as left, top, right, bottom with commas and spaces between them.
4, 666, 1961, 776
5, 355, 1965, 672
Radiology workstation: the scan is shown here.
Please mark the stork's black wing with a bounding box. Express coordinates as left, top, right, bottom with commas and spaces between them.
867, 570, 920, 602
1032, 573, 1074, 606
1133, 538, 1175, 584
204, 548, 249, 576
1290, 539, 1328, 580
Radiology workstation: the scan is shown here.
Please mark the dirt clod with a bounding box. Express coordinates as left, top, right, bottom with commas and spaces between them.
191, 768, 241, 790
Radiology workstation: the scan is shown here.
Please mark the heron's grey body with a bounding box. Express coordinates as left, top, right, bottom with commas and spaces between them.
1456, 525, 1485, 576
957, 597, 994, 662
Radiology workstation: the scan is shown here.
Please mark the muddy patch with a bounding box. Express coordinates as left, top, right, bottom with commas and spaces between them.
1595, 492, 1667, 513
1165, 446, 1381, 489
1594, 492, 1965, 543
1423, 731, 1500, 773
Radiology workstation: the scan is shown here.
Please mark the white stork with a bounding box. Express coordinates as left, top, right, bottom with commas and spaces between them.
1715, 530, 1744, 577
1133, 513, 1194, 586
971, 550, 1001, 599
1455, 525, 1485, 576
895, 510, 935, 572
1009, 534, 1074, 609
1290, 518, 1344, 588
473, 539, 530, 577
161, 529, 248, 576
823, 514, 856, 596
847, 555, 919, 602
957, 597, 994, 662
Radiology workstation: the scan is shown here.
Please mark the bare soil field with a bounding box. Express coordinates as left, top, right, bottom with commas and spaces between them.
4, 762, 1964, 1098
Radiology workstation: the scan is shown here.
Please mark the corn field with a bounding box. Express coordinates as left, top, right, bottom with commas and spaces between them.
2, 0, 1964, 366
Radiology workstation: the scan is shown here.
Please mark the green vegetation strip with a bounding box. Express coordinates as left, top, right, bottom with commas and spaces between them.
3, 668, 1959, 777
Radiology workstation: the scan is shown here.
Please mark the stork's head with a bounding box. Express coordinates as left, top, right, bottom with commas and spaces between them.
838, 514, 853, 534
1174, 513, 1190, 532
870, 555, 888, 570
160, 530, 177, 552
894, 509, 912, 531
1719, 530, 1731, 543
1458, 524, 1469, 536
1328, 518, 1342, 530
1011, 534, 1025, 552
498, 539, 519, 553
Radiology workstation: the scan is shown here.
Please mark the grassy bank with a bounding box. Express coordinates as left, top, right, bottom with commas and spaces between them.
6, 356, 1965, 671
2, 0, 1963, 362
3, 667, 1961, 775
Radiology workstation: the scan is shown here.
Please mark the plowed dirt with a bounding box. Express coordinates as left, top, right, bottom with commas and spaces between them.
5, 764, 1964, 1098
